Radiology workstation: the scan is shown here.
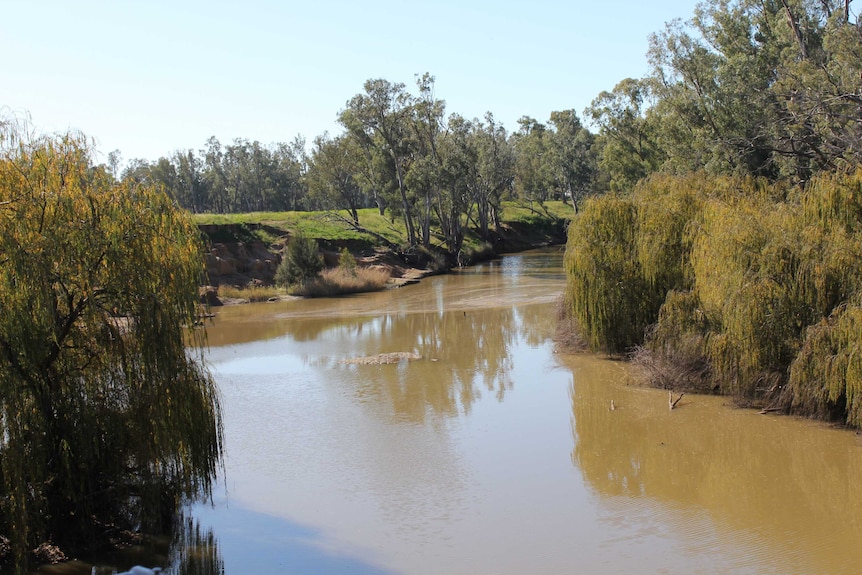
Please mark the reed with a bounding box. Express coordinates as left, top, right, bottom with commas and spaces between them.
290, 266, 392, 297
217, 284, 285, 302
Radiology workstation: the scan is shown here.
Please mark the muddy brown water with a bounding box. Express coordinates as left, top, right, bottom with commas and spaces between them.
40, 248, 862, 574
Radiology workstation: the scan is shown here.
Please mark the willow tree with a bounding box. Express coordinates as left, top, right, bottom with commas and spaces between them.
0, 123, 222, 570
563, 195, 663, 353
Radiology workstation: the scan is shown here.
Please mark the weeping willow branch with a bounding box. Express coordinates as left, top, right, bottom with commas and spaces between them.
0, 123, 223, 571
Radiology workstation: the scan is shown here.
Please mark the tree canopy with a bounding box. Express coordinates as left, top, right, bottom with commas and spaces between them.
0, 119, 223, 570
589, 0, 862, 187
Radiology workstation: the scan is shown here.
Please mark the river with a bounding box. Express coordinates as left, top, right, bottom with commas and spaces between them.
44, 248, 862, 574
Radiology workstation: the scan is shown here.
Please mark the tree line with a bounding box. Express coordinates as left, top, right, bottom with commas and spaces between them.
116, 74, 597, 254
116, 1, 862, 246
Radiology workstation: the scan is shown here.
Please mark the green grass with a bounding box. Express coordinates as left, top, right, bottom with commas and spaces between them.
194, 201, 573, 250
502, 200, 574, 221
195, 209, 403, 245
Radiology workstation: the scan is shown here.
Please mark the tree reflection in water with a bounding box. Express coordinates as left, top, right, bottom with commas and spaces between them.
78, 516, 223, 575
566, 353, 862, 574
165, 515, 224, 575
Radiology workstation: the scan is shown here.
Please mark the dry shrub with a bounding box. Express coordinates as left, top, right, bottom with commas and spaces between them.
630, 336, 713, 393
291, 266, 391, 297
217, 284, 284, 302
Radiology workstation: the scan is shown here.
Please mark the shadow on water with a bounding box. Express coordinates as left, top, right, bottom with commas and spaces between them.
186, 503, 399, 575
36, 505, 398, 575
33, 512, 221, 575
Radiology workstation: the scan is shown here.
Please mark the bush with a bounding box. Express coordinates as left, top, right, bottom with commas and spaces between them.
275, 235, 324, 287
339, 247, 358, 274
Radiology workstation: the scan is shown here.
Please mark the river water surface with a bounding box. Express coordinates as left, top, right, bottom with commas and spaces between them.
51, 248, 862, 574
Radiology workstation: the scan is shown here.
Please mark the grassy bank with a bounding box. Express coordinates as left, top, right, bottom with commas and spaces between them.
194, 201, 572, 253
197, 201, 572, 300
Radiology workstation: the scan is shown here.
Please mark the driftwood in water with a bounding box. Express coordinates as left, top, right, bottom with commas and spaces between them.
669, 391, 685, 410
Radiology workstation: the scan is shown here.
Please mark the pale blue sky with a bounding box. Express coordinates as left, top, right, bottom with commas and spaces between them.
1, 0, 700, 165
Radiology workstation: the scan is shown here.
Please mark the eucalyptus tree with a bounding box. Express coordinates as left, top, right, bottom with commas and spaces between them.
150, 156, 180, 198
472, 113, 515, 237
106, 149, 122, 180
512, 116, 554, 207
273, 136, 308, 211
307, 132, 367, 223
586, 78, 666, 191
647, 6, 784, 177
408, 73, 447, 248
340, 79, 418, 246
435, 113, 477, 253
203, 136, 228, 212
513, 113, 595, 211
222, 139, 252, 211
120, 157, 155, 185
546, 110, 597, 212
645, 0, 862, 182
173, 149, 208, 213
0, 123, 222, 569
769, 0, 862, 177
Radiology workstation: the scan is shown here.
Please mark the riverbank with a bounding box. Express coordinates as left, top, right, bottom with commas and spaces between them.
198, 208, 569, 305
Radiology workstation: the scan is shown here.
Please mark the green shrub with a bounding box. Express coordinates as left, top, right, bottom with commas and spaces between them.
275, 235, 323, 287
339, 247, 357, 274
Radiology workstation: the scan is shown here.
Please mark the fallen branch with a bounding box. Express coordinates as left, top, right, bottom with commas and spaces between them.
322, 211, 399, 249
669, 391, 685, 410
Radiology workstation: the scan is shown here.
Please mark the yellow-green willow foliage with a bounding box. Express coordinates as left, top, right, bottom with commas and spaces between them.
565, 173, 720, 354
0, 123, 222, 569
690, 195, 804, 397
789, 306, 862, 427
564, 194, 662, 353
787, 171, 862, 426
564, 169, 862, 426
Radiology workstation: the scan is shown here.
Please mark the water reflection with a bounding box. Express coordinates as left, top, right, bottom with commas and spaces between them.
166, 517, 224, 575
186, 504, 399, 575
200, 249, 565, 348
204, 250, 565, 423
34, 517, 223, 575
150, 247, 862, 574
566, 353, 862, 574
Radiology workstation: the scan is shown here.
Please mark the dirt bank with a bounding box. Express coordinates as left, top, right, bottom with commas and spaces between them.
198, 220, 567, 303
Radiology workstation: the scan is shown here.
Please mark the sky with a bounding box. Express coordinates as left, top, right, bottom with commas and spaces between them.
1, 0, 701, 166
